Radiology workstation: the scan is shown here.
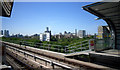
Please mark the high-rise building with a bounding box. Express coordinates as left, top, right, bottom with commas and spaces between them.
75, 29, 77, 36
98, 26, 110, 39
46, 27, 49, 32
6, 30, 9, 36
40, 27, 51, 41
64, 31, 67, 35
0, 30, 4, 37
0, 30, 3, 35
0, 30, 10, 37
4, 30, 6, 36
77, 30, 86, 38
3, 30, 9, 37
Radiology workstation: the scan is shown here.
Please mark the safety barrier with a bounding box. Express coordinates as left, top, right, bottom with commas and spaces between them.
6, 45, 73, 70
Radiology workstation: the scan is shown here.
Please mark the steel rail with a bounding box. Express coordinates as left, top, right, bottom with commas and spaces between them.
6, 45, 73, 70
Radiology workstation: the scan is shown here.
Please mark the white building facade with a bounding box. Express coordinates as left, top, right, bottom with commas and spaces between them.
77, 30, 86, 38
40, 27, 51, 41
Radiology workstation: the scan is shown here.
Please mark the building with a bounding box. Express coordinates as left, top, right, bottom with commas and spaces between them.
77, 30, 86, 38
4, 30, 10, 37
0, 30, 3, 35
10, 34, 23, 38
40, 27, 51, 41
97, 26, 110, 39
40, 33, 51, 41
75, 29, 77, 36
55, 29, 79, 39
0, 30, 4, 37
64, 31, 67, 35
30, 34, 39, 39
86, 34, 92, 37
54, 33, 64, 39
0, 30, 10, 37
83, 2, 120, 67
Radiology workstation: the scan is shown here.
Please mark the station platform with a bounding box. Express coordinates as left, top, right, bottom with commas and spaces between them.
89, 49, 120, 69
100, 49, 120, 56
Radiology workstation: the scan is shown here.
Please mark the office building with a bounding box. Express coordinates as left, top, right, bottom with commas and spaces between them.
64, 31, 67, 35
98, 26, 110, 39
0, 30, 10, 37
0, 30, 3, 35
75, 29, 77, 36
77, 30, 86, 38
4, 30, 9, 37
40, 27, 51, 41
0, 30, 4, 37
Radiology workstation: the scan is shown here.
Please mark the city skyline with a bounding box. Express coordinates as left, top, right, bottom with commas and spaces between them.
2, 2, 107, 36
0, 28, 86, 36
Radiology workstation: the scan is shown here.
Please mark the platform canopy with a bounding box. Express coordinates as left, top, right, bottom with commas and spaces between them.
0, 0, 14, 17
82, 1, 120, 49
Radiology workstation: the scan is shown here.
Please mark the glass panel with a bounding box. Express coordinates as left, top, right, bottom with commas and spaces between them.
95, 26, 115, 52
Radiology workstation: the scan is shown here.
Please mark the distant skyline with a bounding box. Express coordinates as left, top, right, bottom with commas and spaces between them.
2, 2, 107, 36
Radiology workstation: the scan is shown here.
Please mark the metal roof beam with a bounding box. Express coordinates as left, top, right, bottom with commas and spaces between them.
96, 5, 119, 11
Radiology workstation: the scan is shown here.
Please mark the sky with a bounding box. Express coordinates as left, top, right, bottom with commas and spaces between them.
2, 2, 107, 36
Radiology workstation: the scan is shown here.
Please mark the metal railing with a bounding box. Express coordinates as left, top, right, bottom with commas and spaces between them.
3, 39, 91, 53
6, 45, 73, 70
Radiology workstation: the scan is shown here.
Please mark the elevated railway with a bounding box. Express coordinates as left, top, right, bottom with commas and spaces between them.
2, 41, 113, 70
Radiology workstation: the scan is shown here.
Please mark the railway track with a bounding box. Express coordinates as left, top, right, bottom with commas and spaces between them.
6, 45, 79, 70
3, 41, 111, 70
6, 48, 50, 70
6, 54, 27, 70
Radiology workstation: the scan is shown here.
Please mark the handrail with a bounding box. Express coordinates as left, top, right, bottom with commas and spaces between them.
6, 45, 73, 70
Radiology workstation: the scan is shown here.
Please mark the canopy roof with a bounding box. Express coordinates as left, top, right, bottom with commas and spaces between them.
83, 2, 120, 25
0, 0, 14, 17
82, 1, 120, 49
